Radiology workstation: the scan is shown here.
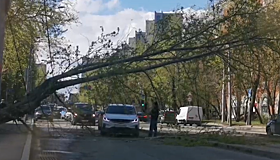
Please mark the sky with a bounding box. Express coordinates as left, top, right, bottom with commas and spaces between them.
57, 0, 209, 95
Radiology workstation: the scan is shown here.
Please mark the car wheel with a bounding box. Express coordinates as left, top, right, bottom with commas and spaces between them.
267, 127, 273, 136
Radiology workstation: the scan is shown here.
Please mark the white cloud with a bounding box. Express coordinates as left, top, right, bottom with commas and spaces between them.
64, 4, 154, 54
105, 0, 120, 9
74, 0, 121, 14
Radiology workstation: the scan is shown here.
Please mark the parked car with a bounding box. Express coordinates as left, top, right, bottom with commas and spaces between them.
70, 103, 96, 126
99, 104, 139, 137
160, 110, 177, 124
48, 103, 57, 112
137, 112, 149, 122
34, 105, 52, 122
266, 114, 280, 135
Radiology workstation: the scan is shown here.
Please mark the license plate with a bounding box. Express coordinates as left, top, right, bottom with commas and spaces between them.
115, 123, 126, 127
82, 120, 89, 122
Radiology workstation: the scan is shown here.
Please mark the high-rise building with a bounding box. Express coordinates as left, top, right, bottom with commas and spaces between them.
146, 20, 155, 44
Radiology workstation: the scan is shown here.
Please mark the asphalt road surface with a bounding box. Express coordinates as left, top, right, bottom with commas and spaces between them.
31, 119, 273, 160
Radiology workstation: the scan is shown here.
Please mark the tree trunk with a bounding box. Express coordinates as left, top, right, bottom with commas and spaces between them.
247, 74, 261, 125
0, 0, 11, 99
236, 88, 241, 122
277, 84, 280, 115
171, 76, 177, 110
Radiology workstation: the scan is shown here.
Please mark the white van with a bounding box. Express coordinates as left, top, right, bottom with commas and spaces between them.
176, 106, 203, 126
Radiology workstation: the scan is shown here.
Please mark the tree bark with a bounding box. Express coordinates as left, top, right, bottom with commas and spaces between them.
236, 88, 241, 122
0, 0, 11, 99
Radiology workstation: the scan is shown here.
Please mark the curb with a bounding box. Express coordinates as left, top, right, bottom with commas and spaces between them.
211, 142, 280, 160
20, 118, 34, 160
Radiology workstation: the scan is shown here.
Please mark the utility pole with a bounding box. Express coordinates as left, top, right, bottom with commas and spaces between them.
221, 62, 226, 122
0, 0, 11, 99
227, 48, 232, 126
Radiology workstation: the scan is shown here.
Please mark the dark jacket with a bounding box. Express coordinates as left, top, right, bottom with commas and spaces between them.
150, 106, 159, 120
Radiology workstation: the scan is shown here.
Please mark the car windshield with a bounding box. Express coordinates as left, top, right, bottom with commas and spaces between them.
76, 104, 92, 111
106, 105, 136, 115
137, 112, 144, 116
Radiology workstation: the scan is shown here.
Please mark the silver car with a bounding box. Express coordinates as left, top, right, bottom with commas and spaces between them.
100, 104, 139, 137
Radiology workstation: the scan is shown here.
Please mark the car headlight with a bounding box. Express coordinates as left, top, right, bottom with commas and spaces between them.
133, 118, 139, 122
103, 116, 109, 121
35, 112, 40, 115
92, 114, 95, 117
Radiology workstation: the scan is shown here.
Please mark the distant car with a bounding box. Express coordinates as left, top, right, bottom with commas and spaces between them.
99, 104, 139, 137
137, 112, 149, 122
70, 103, 96, 126
161, 110, 177, 124
266, 115, 280, 135
34, 105, 52, 121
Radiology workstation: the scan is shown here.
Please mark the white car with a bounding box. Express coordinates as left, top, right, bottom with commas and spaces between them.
100, 104, 139, 137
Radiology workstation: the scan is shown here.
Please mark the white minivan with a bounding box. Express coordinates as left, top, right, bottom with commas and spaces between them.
176, 106, 203, 126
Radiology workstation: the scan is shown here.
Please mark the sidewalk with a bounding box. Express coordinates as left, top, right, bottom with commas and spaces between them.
0, 120, 32, 160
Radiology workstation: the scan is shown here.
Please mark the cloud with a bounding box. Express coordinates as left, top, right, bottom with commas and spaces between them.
64, 5, 154, 54
74, 0, 121, 14
105, 0, 120, 9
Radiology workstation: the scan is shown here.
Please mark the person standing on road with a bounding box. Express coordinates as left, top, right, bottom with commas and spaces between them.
149, 101, 159, 137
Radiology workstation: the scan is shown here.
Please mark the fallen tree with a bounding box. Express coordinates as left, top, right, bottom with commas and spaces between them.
1, 0, 280, 125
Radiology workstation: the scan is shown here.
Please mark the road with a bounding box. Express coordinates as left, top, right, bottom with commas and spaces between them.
30, 119, 273, 160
